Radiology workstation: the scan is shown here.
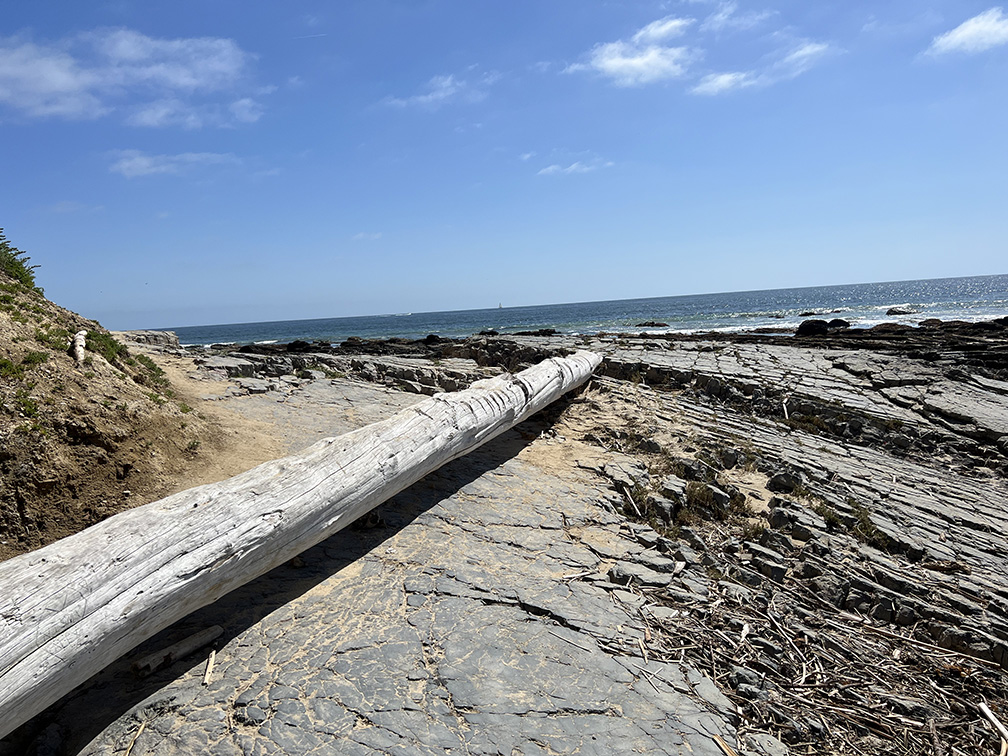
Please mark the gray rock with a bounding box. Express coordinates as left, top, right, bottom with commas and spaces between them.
608, 561, 673, 588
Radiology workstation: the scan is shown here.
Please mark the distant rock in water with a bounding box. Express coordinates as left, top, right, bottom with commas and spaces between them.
827, 318, 850, 330
799, 311, 819, 317
636, 321, 669, 328
886, 306, 919, 316
796, 319, 829, 337
478, 329, 499, 336
514, 328, 558, 337
286, 340, 314, 353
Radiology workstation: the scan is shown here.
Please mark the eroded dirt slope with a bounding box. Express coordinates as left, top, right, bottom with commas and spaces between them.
0, 274, 238, 560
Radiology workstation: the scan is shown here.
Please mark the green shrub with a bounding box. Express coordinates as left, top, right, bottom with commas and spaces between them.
135, 353, 168, 387
15, 389, 38, 417
35, 327, 70, 350
86, 330, 129, 365
0, 229, 42, 293
0, 357, 24, 380
21, 351, 48, 367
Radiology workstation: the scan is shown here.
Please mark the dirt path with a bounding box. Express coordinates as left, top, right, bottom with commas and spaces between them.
150, 353, 287, 493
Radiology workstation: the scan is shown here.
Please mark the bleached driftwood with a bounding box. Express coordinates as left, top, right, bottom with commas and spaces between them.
0, 351, 601, 737
131, 625, 223, 679
71, 329, 87, 366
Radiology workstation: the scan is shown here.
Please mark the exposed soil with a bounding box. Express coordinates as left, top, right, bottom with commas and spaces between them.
0, 276, 284, 561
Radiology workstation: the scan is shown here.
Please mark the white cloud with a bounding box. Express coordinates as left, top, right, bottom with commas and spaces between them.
568, 16, 696, 86
0, 40, 105, 118
691, 71, 757, 95
128, 98, 204, 128
109, 149, 240, 178
773, 41, 832, 77
700, 2, 773, 33
519, 152, 536, 161
633, 16, 694, 44
928, 7, 1008, 54
89, 28, 249, 91
691, 40, 833, 95
537, 159, 613, 176
568, 10, 833, 94
591, 41, 694, 86
229, 97, 264, 123
386, 72, 494, 109
0, 28, 263, 126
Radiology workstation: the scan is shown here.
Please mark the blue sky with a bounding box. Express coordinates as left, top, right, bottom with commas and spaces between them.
2, 1, 1006, 329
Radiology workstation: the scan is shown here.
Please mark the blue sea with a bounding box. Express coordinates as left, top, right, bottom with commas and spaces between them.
170, 273, 1008, 347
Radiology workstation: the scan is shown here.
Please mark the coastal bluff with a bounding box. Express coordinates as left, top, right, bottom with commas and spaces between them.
3, 318, 1008, 756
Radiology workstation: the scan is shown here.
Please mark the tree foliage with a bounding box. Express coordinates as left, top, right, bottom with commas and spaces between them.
0, 228, 42, 294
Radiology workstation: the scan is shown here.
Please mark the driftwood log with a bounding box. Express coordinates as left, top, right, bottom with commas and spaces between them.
0, 351, 601, 738
71, 329, 87, 366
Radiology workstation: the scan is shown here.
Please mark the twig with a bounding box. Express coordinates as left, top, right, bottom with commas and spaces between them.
712, 733, 739, 756
124, 721, 146, 756
632, 663, 663, 695
561, 569, 596, 581
620, 485, 642, 518
979, 701, 1008, 743
829, 616, 1002, 670
547, 629, 593, 653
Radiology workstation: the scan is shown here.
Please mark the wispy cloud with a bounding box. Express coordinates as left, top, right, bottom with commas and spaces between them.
229, 97, 264, 123
927, 7, 1008, 54
567, 15, 696, 86
128, 98, 203, 128
633, 17, 695, 44
385, 70, 499, 109
692, 71, 757, 95
691, 40, 834, 95
0, 28, 264, 126
108, 149, 240, 178
537, 158, 613, 176
352, 232, 383, 241
567, 10, 832, 94
699, 2, 774, 33
774, 41, 832, 77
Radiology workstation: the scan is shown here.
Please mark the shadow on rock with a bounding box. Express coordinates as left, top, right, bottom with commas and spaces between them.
5, 418, 547, 756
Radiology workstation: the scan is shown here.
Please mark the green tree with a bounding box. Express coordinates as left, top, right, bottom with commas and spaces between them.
0, 228, 42, 294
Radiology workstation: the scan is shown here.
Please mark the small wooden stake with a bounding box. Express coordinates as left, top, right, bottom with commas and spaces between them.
131, 626, 223, 678
202, 648, 216, 686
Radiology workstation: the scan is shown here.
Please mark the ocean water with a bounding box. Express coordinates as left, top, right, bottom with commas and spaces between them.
170, 273, 1008, 347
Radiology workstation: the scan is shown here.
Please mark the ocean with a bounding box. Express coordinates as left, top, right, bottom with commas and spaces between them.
170, 273, 1008, 347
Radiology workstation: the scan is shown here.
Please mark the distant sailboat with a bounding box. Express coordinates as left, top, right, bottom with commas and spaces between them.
498, 302, 502, 309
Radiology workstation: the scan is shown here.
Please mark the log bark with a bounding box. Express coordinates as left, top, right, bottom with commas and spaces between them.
0, 351, 601, 737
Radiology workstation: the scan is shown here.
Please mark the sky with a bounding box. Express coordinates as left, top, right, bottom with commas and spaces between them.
1, 1, 1007, 329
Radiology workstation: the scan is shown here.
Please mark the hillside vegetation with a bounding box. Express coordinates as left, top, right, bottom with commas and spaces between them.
0, 231, 216, 560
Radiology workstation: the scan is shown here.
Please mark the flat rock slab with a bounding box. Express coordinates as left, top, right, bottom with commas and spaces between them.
5, 423, 770, 756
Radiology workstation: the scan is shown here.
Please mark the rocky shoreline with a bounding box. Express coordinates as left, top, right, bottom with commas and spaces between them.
5, 318, 1007, 755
